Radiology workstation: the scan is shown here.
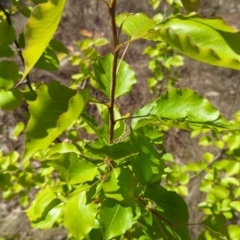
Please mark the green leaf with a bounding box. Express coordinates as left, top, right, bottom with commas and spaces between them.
92, 54, 136, 99
0, 21, 16, 44
132, 88, 232, 131
86, 140, 139, 160
0, 61, 19, 90
20, 0, 67, 83
145, 185, 190, 239
202, 214, 230, 240
180, 0, 200, 13
48, 153, 98, 184
102, 168, 136, 206
26, 186, 61, 222
0, 89, 23, 110
100, 199, 134, 240
228, 225, 240, 240
229, 201, 240, 212
63, 191, 96, 239
147, 186, 189, 225
116, 13, 157, 40
0, 45, 15, 58
35, 47, 59, 71
44, 142, 81, 159
32, 203, 63, 229
22, 81, 89, 166
157, 13, 240, 70
131, 131, 166, 184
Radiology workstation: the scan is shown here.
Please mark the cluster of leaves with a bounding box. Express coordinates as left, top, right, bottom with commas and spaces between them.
0, 0, 240, 239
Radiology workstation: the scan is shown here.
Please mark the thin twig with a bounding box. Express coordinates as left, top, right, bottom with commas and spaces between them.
108, 0, 120, 144
0, 3, 34, 92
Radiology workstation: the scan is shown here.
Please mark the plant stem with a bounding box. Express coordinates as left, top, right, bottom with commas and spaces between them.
108, 0, 120, 144
0, 3, 34, 92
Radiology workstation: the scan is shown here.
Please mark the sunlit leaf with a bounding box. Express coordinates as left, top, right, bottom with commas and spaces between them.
102, 168, 136, 206
116, 13, 157, 40
20, 0, 67, 83
48, 153, 98, 184
22, 81, 89, 166
100, 199, 134, 239
202, 214, 230, 240
0, 89, 23, 110
35, 47, 59, 71
132, 88, 233, 131
26, 186, 61, 222
63, 191, 96, 239
92, 54, 136, 99
157, 13, 240, 70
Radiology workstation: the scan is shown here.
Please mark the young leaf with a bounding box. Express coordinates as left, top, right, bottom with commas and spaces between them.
92, 54, 136, 99
102, 167, 136, 206
0, 89, 23, 110
26, 186, 61, 222
132, 88, 233, 131
32, 203, 63, 229
115, 13, 157, 40
157, 13, 240, 70
48, 153, 98, 184
63, 191, 96, 239
19, 0, 67, 83
100, 199, 134, 240
22, 81, 89, 166
202, 214, 230, 240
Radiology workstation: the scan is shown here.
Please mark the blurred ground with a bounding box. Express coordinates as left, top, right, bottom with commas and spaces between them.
1, 0, 240, 239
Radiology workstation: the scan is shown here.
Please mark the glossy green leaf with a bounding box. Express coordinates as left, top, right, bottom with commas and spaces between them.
63, 191, 96, 239
92, 54, 136, 99
48, 153, 98, 184
22, 81, 89, 166
132, 88, 232, 131
0, 21, 16, 44
180, 0, 200, 13
102, 168, 136, 205
0, 89, 23, 110
44, 142, 81, 159
0, 61, 19, 90
100, 199, 134, 240
202, 214, 230, 240
32, 203, 63, 229
26, 186, 61, 222
157, 13, 240, 70
116, 13, 157, 40
20, 0, 67, 83
0, 45, 15, 58
35, 47, 59, 71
